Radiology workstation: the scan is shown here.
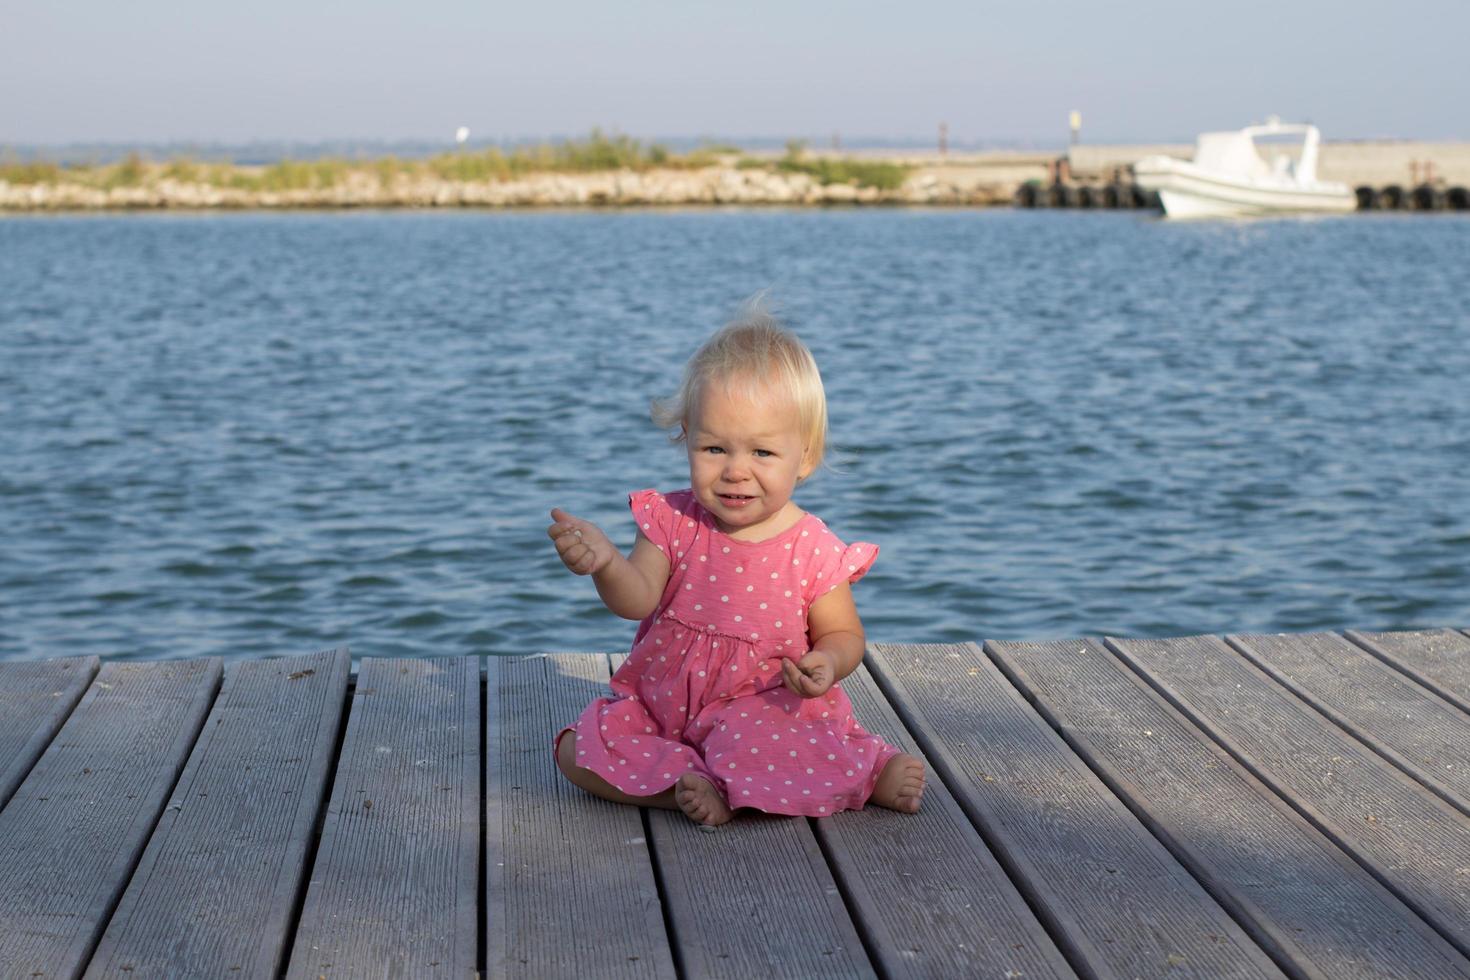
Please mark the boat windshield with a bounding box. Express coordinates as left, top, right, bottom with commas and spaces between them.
1193, 123, 1321, 183
1194, 132, 1271, 179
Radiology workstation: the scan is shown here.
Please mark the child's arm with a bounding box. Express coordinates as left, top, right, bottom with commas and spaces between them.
781, 582, 866, 699
548, 508, 670, 621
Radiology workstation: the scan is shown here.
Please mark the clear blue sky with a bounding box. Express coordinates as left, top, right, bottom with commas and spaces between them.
3, 0, 1466, 146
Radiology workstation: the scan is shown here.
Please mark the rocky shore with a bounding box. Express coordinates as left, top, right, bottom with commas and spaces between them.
0, 164, 1021, 211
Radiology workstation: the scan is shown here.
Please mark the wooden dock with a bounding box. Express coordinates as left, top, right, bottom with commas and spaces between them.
1, 628, 1468, 978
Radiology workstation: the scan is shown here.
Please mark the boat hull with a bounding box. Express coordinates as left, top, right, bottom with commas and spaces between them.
1135, 159, 1357, 218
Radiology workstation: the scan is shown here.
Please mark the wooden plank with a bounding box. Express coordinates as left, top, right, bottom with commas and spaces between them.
1346, 628, 1470, 714
485, 654, 675, 980
86, 648, 351, 977
648, 809, 875, 979
0, 655, 98, 812
286, 656, 479, 979
816, 661, 1076, 979
1230, 631, 1470, 816
869, 643, 1283, 979
990, 637, 1470, 980
0, 658, 221, 978
619, 664, 874, 979
1109, 634, 1470, 957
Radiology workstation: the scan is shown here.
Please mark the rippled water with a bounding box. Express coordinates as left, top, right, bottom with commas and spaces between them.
2, 209, 1467, 663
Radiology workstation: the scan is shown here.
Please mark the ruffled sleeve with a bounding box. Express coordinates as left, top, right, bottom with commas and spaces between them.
806, 535, 879, 603
628, 489, 679, 556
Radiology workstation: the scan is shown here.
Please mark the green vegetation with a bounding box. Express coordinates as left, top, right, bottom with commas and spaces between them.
772, 142, 910, 191
423, 130, 711, 181
103, 152, 146, 188
0, 132, 915, 199
735, 141, 911, 190
374, 155, 408, 189
161, 158, 200, 182
0, 159, 63, 185
0, 132, 696, 193
247, 158, 352, 192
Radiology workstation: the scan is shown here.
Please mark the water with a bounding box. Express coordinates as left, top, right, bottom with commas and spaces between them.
2, 209, 1468, 664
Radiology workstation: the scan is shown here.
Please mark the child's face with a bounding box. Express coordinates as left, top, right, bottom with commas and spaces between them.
685, 381, 813, 540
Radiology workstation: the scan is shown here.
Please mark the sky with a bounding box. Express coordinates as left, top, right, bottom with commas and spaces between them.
3, 0, 1467, 148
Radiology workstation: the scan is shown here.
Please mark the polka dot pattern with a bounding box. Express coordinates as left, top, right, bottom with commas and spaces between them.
630, 488, 875, 645
554, 488, 893, 817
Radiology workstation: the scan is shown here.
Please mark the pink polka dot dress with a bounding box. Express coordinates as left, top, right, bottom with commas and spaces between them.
557, 489, 897, 817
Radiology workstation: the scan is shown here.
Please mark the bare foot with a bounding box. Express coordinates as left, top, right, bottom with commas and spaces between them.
870, 754, 925, 813
674, 773, 733, 827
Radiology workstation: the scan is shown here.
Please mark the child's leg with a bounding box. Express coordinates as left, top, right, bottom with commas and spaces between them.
555, 730, 677, 808
555, 731, 733, 825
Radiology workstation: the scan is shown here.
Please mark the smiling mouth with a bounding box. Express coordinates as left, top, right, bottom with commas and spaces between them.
718, 493, 754, 501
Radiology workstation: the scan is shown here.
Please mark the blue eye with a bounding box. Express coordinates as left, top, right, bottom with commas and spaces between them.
704, 446, 725, 455
753, 449, 773, 458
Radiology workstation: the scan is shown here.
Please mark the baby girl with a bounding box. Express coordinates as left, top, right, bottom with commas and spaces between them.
548, 306, 924, 826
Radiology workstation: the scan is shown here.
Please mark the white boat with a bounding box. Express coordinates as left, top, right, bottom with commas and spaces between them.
1133, 118, 1357, 218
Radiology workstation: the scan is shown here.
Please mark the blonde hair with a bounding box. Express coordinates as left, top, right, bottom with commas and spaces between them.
652, 302, 828, 471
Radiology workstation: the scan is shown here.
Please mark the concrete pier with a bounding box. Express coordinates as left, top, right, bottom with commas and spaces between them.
1066, 140, 1470, 187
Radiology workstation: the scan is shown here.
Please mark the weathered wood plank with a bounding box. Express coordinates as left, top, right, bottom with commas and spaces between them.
1230, 632, 1470, 816
1109, 634, 1470, 957
817, 661, 1077, 979
85, 648, 350, 978
648, 808, 875, 979
0, 655, 98, 812
286, 656, 479, 979
0, 658, 221, 979
869, 643, 1283, 979
990, 637, 1470, 980
625, 664, 873, 979
1346, 628, 1470, 714
486, 654, 675, 980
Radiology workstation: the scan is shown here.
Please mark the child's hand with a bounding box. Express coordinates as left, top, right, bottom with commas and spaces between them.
782, 649, 837, 699
548, 508, 617, 576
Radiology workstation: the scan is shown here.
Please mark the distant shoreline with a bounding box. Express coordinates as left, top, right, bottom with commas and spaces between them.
6, 138, 1465, 211
0, 135, 1039, 211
